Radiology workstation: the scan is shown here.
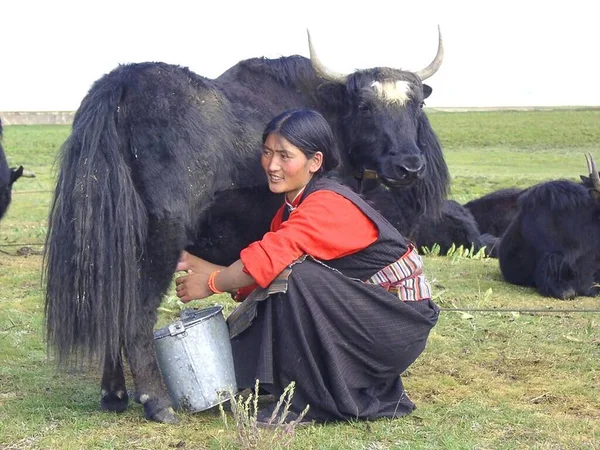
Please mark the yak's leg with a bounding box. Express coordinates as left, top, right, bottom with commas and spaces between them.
479, 233, 500, 258
498, 219, 536, 287
519, 213, 575, 299
573, 262, 600, 297
100, 347, 129, 413
535, 252, 577, 300
594, 268, 600, 296
124, 306, 178, 424
124, 217, 187, 424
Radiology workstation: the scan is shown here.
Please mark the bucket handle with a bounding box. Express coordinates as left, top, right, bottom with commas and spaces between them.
168, 320, 187, 336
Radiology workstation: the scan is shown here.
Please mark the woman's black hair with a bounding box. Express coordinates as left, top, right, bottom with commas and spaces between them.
262, 109, 340, 174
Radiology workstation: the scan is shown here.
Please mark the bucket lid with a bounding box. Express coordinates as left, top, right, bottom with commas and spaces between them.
154, 305, 224, 340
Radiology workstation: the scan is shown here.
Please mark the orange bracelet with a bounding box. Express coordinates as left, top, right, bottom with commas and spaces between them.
207, 270, 224, 294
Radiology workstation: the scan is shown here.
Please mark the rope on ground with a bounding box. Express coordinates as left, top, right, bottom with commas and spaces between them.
441, 307, 600, 314
0, 246, 44, 256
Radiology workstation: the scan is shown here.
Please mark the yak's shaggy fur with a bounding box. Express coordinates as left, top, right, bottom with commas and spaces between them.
464, 187, 523, 238
0, 120, 24, 220
499, 178, 600, 299
411, 200, 496, 256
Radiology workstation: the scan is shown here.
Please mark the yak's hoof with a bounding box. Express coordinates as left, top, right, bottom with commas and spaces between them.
559, 288, 576, 300
153, 407, 180, 424
128, 389, 141, 404
100, 389, 130, 413
142, 397, 180, 424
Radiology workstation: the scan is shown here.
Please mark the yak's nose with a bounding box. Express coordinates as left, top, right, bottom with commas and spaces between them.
381, 154, 425, 188
398, 162, 425, 180
394, 155, 425, 180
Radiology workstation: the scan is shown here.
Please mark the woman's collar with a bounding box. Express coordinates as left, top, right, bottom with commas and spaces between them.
285, 186, 307, 210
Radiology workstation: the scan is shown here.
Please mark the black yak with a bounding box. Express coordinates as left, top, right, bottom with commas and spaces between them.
367, 193, 499, 257
464, 187, 523, 237
498, 154, 600, 299
44, 30, 449, 423
410, 199, 497, 256
0, 119, 25, 220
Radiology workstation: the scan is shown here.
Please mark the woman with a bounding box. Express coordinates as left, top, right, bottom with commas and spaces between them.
175, 109, 439, 424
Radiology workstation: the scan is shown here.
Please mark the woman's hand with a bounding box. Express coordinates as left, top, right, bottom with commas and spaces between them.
174, 253, 257, 303
175, 271, 213, 303
176, 251, 221, 275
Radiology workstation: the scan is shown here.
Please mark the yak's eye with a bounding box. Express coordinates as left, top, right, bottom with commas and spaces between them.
358, 103, 371, 114
419, 101, 426, 109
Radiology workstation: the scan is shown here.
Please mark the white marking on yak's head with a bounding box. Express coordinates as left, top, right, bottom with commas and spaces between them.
370, 80, 413, 106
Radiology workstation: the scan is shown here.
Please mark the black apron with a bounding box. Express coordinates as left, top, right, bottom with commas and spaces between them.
228, 176, 439, 422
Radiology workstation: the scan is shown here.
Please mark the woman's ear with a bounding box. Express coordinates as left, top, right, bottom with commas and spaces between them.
309, 151, 323, 173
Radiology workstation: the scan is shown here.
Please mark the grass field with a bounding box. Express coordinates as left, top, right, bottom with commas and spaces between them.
1, 109, 599, 449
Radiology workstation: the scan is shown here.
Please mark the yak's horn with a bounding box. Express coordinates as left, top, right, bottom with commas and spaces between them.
585, 153, 600, 190
307, 29, 348, 84
414, 25, 444, 81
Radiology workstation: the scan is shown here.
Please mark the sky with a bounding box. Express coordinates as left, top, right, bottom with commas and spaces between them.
1, 0, 599, 111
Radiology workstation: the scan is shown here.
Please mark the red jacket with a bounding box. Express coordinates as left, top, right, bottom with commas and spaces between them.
240, 189, 378, 289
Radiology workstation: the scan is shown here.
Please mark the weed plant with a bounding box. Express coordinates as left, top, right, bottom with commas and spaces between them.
218, 380, 310, 449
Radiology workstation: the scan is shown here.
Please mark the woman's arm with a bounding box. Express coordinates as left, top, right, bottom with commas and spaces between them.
175, 252, 256, 303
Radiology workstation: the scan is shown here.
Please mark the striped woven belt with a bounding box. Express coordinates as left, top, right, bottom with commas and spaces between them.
365, 245, 432, 301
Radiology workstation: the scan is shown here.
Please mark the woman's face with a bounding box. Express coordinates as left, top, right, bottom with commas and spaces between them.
261, 133, 323, 202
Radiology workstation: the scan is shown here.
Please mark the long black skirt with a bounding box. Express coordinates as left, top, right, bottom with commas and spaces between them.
229, 258, 439, 423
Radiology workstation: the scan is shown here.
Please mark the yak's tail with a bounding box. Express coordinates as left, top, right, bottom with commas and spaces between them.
44, 84, 147, 366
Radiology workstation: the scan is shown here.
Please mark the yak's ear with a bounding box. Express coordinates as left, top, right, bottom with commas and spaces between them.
422, 84, 433, 99
10, 166, 24, 184
580, 175, 590, 184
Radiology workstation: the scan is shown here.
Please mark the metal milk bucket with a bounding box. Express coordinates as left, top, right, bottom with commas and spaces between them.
154, 305, 237, 412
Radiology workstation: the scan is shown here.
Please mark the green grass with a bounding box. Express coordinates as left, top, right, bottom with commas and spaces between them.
428, 109, 600, 201
1, 110, 600, 449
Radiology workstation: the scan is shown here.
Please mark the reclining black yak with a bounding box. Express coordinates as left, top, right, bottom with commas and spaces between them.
44, 30, 449, 423
464, 187, 523, 237
411, 199, 498, 256
0, 119, 26, 220
362, 182, 494, 255
498, 153, 600, 299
